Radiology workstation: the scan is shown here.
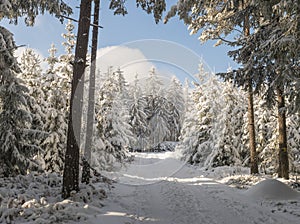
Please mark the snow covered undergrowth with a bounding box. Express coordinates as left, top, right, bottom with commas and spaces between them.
0, 173, 108, 224
194, 164, 300, 191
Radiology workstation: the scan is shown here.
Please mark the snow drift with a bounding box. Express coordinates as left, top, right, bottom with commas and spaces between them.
244, 179, 300, 200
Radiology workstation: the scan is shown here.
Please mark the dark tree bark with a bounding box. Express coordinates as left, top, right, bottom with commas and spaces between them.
82, 0, 100, 184
244, 13, 258, 174
62, 0, 92, 199
247, 81, 258, 174
277, 86, 289, 179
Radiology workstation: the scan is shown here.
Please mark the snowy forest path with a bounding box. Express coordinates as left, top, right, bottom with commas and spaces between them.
91, 152, 299, 224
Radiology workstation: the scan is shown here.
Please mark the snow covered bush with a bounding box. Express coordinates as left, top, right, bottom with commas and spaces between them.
0, 173, 107, 224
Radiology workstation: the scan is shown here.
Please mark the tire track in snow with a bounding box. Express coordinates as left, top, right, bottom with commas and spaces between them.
130, 183, 174, 223
162, 181, 219, 224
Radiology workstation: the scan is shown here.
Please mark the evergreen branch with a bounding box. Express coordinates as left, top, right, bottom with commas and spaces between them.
233, 28, 243, 35
0, 45, 26, 53
214, 36, 235, 45
59, 15, 103, 28
59, 14, 78, 23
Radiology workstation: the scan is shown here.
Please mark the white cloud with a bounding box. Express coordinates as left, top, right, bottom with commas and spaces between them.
14, 44, 193, 89
96, 46, 155, 85
15, 45, 156, 87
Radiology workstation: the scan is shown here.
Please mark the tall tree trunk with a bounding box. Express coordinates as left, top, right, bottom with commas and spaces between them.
247, 81, 258, 174
244, 13, 258, 174
277, 86, 289, 179
82, 0, 100, 184
62, 0, 92, 199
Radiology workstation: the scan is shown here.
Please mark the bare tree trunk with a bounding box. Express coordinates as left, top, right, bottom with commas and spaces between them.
277, 86, 289, 179
82, 0, 100, 184
247, 81, 258, 174
62, 0, 92, 199
244, 13, 258, 174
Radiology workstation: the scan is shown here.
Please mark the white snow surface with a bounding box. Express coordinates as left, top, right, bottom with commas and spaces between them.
1, 152, 300, 224
94, 152, 300, 224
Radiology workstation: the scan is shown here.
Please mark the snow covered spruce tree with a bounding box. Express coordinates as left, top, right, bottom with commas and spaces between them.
176, 66, 218, 165
165, 76, 185, 141
177, 64, 247, 168
176, 82, 213, 164
41, 44, 69, 173
252, 96, 278, 174
92, 68, 133, 171
209, 81, 247, 167
129, 70, 185, 151
39, 20, 74, 173
145, 67, 163, 97
0, 27, 39, 176
129, 74, 148, 151
0, 0, 71, 177
143, 68, 170, 149
59, 19, 75, 87
19, 49, 47, 136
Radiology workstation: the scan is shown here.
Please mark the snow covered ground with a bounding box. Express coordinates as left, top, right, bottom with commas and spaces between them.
96, 152, 300, 224
1, 152, 300, 223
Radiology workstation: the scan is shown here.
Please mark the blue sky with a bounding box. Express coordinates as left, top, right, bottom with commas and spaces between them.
2, 0, 238, 81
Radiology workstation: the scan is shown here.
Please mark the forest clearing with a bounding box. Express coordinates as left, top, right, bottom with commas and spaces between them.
0, 1, 299, 223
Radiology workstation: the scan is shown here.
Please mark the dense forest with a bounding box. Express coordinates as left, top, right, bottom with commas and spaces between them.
1, 25, 299, 178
